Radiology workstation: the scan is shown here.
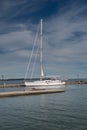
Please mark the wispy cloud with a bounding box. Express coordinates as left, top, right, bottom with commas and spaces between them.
0, 0, 87, 78
42, 1, 87, 77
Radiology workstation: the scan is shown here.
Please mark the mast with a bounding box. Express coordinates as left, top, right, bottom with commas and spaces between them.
40, 19, 43, 80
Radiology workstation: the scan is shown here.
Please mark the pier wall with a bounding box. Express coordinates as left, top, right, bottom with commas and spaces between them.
0, 89, 65, 98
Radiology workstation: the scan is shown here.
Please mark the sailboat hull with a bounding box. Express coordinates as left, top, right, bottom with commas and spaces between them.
24, 80, 65, 91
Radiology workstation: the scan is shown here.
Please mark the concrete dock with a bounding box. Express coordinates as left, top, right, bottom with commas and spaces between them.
0, 84, 24, 88
0, 89, 65, 98
0, 80, 87, 88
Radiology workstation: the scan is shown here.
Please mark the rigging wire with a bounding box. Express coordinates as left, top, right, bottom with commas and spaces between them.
24, 24, 40, 80
30, 37, 40, 79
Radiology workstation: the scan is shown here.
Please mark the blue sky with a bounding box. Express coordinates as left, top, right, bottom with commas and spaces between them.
0, 0, 87, 79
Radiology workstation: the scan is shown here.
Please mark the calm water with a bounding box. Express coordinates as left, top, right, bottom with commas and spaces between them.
0, 84, 87, 130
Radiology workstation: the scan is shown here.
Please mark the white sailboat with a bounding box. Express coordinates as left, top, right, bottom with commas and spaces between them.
24, 19, 65, 90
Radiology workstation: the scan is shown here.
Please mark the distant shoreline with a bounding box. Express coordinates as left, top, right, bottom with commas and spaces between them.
0, 78, 87, 81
